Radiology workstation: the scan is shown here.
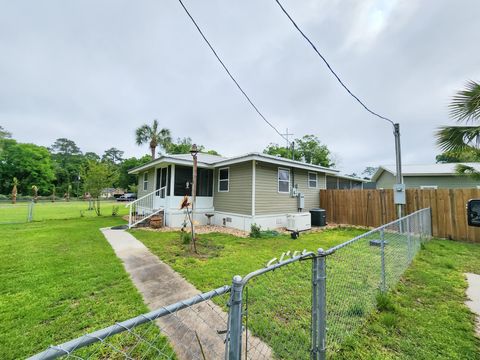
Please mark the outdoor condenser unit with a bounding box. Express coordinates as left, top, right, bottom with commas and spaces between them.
286, 213, 311, 232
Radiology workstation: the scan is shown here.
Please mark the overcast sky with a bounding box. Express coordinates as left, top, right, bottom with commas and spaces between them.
1, 0, 479, 175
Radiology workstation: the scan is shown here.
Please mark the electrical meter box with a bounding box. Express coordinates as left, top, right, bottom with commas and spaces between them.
297, 193, 305, 209
394, 183, 406, 205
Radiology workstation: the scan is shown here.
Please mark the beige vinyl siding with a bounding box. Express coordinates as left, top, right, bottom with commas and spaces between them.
255, 162, 325, 215
137, 169, 155, 197
213, 162, 252, 215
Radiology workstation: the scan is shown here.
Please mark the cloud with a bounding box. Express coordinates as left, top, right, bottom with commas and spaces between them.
0, 0, 479, 173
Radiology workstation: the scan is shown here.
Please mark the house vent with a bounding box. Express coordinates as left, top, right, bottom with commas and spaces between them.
225, 217, 232, 223
276, 218, 283, 225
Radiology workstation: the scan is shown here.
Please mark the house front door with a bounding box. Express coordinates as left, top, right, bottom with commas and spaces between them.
154, 167, 168, 209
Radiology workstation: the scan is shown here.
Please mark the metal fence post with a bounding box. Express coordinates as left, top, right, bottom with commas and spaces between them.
380, 229, 386, 292
311, 248, 326, 360
27, 201, 34, 222
228, 275, 243, 360
406, 216, 412, 262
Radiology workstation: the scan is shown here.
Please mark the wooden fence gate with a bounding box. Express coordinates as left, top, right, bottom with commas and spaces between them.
319, 189, 480, 242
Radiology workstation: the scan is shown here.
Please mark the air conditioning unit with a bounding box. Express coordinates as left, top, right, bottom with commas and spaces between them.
286, 213, 311, 232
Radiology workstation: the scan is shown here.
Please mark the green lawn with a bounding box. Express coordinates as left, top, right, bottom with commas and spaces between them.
0, 216, 171, 360
0, 200, 129, 224
132, 229, 480, 360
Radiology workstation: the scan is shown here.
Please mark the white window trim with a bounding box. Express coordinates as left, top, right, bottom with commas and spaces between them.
218, 167, 230, 192
143, 172, 148, 191
420, 185, 438, 190
308, 172, 318, 188
278, 167, 291, 194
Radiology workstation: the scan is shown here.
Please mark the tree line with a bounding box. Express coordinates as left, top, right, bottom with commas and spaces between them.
0, 124, 218, 199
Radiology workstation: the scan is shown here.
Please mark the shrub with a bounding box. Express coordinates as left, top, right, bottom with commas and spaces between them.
112, 206, 119, 217
250, 223, 262, 238
180, 231, 192, 244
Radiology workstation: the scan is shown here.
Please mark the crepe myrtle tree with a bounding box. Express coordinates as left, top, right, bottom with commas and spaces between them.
82, 160, 118, 216
436, 80, 480, 180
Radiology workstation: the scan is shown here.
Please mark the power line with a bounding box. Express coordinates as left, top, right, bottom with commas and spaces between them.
176, 0, 290, 143
273, 0, 395, 127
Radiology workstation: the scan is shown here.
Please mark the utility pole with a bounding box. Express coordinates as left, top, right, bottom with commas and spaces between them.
393, 123, 405, 219
281, 128, 295, 160
190, 144, 199, 253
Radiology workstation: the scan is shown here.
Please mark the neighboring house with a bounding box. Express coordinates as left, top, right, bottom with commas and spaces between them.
326, 174, 367, 189
372, 163, 480, 189
128, 152, 366, 231
101, 188, 125, 199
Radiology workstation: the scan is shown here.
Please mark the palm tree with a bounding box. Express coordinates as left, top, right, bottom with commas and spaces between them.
31, 185, 38, 203
11, 177, 18, 204
135, 120, 172, 159
436, 80, 480, 179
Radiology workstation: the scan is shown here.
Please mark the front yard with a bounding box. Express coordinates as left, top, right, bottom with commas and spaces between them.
132, 228, 480, 360
1, 210, 479, 359
0, 217, 163, 359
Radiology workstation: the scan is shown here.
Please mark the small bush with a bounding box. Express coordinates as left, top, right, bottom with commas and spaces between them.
180, 231, 192, 244
376, 292, 396, 312
250, 223, 262, 238
112, 206, 119, 217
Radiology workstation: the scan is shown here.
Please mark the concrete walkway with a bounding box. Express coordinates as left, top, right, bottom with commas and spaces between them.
101, 228, 271, 360
465, 273, 480, 337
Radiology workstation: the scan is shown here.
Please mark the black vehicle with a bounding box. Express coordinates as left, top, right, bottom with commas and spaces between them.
116, 193, 137, 202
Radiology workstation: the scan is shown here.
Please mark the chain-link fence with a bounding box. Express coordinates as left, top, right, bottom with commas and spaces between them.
29, 286, 231, 360
29, 208, 431, 360
0, 202, 33, 224
0, 200, 126, 224
227, 208, 431, 360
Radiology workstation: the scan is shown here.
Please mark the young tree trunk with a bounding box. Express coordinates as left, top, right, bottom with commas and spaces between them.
94, 198, 101, 216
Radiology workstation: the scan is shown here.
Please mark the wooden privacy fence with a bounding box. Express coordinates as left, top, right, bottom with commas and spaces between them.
319, 189, 480, 242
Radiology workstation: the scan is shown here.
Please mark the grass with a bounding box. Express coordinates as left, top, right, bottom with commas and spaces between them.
333, 239, 480, 360
0, 216, 172, 360
132, 228, 480, 360
131, 227, 366, 359
0, 200, 128, 224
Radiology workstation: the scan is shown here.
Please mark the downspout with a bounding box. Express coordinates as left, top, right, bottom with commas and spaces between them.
251, 160, 256, 227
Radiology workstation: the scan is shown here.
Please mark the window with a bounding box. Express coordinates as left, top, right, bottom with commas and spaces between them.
173, 165, 213, 196
278, 168, 290, 193
308, 172, 317, 188
197, 168, 213, 196
143, 172, 148, 191
218, 167, 229, 192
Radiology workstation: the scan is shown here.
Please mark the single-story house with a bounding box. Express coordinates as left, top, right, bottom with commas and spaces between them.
326, 174, 367, 189
127, 152, 366, 231
372, 163, 480, 189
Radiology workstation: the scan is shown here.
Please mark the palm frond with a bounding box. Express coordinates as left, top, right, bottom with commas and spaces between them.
135, 125, 151, 145
455, 164, 480, 181
449, 80, 480, 123
435, 125, 480, 152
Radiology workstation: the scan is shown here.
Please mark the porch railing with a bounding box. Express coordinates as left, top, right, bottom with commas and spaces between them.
126, 188, 166, 228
